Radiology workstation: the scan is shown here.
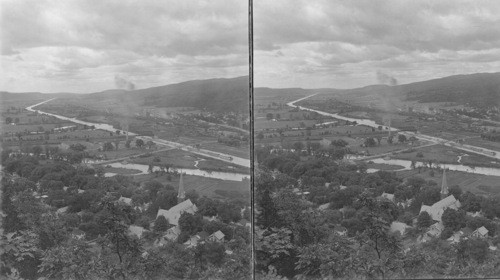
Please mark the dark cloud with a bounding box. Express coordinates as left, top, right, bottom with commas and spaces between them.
1, 0, 248, 93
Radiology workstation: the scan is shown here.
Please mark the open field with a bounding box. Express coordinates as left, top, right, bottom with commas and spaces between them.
128, 148, 249, 173
199, 142, 250, 159
396, 169, 500, 196
132, 172, 250, 200
464, 137, 500, 152
392, 144, 500, 168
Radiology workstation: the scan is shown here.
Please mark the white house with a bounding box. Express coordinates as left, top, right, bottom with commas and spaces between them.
419, 195, 461, 222
118, 196, 132, 205
157, 199, 198, 226
390, 221, 411, 236
318, 203, 330, 211
163, 226, 181, 241
472, 226, 489, 238
380, 192, 395, 202
447, 231, 464, 244
427, 222, 444, 238
208, 230, 225, 242
128, 225, 146, 239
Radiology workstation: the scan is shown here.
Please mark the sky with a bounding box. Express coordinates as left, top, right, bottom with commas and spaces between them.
254, 0, 500, 89
0, 0, 248, 93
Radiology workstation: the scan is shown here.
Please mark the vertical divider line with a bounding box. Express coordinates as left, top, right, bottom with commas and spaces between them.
248, 0, 255, 279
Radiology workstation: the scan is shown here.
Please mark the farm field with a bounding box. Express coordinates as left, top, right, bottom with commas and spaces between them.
396, 169, 500, 196
392, 144, 500, 168
132, 172, 250, 200
463, 137, 500, 152
128, 148, 248, 173
199, 142, 250, 159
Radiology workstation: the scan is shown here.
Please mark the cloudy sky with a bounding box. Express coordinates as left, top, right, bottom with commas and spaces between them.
0, 0, 248, 93
255, 0, 500, 89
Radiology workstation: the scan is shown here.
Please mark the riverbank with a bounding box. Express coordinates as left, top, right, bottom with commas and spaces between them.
127, 148, 249, 174
390, 144, 500, 169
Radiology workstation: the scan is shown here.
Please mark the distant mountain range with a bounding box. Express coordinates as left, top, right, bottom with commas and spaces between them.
398, 72, 500, 107
257, 72, 500, 108
86, 76, 249, 113
2, 76, 250, 113
3, 72, 499, 112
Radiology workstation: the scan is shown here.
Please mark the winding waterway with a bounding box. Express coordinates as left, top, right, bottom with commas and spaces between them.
366, 158, 500, 176
288, 94, 500, 160
104, 162, 249, 181
26, 99, 250, 168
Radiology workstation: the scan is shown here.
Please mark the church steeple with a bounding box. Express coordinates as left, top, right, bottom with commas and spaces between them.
178, 172, 186, 203
441, 169, 448, 198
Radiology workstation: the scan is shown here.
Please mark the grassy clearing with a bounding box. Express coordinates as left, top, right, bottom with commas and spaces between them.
129, 148, 249, 173
91, 147, 149, 160
392, 144, 500, 168
199, 142, 250, 159
104, 167, 142, 175
366, 162, 405, 171
396, 168, 500, 196
133, 172, 250, 200
255, 119, 319, 130
464, 137, 500, 151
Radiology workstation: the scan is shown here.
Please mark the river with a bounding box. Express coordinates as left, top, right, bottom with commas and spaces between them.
366, 158, 500, 177
104, 162, 249, 181
288, 94, 500, 160
26, 99, 250, 168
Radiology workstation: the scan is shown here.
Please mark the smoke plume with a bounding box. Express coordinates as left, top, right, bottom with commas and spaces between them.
376, 71, 398, 86
114, 75, 136, 91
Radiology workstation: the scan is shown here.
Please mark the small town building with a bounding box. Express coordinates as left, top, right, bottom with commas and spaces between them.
390, 221, 411, 236
128, 225, 146, 239
118, 196, 132, 205
156, 199, 198, 226
208, 230, 225, 242
471, 226, 489, 238
163, 226, 181, 242
380, 192, 395, 202
419, 195, 461, 222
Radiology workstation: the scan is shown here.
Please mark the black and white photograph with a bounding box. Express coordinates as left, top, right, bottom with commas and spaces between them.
3, 0, 500, 279
254, 0, 500, 279
1, 1, 251, 279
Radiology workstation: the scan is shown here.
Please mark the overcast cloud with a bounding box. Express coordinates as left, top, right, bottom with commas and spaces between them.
0, 0, 248, 93
255, 0, 500, 89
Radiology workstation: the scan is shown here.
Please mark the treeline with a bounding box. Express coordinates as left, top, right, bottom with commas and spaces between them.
1, 156, 250, 279
254, 146, 500, 279
481, 132, 500, 142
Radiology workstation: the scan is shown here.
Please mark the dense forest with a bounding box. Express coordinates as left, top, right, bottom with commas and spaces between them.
254, 144, 500, 279
1, 151, 250, 280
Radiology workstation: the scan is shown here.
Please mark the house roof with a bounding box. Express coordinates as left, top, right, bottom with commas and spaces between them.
381, 192, 395, 201
420, 195, 461, 222
447, 231, 464, 243
56, 206, 68, 214
390, 221, 410, 235
118, 196, 132, 205
318, 203, 330, 211
432, 195, 461, 210
211, 230, 225, 240
427, 222, 444, 237
474, 226, 489, 236
163, 226, 181, 241
128, 225, 145, 238
156, 199, 198, 226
